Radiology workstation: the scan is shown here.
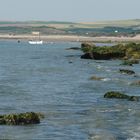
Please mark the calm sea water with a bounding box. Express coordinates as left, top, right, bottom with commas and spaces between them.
0, 41, 140, 140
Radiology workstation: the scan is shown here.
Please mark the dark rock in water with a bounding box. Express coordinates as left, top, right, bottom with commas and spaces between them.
0, 112, 43, 125
104, 91, 140, 101
128, 96, 140, 101
66, 47, 81, 50
119, 69, 135, 75
81, 52, 94, 59
104, 91, 129, 99
69, 61, 73, 63
121, 59, 139, 66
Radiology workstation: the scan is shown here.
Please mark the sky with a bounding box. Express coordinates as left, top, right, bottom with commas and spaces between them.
0, 0, 140, 22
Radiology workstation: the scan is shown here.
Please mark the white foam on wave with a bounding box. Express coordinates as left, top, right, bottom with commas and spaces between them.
101, 78, 111, 82
127, 127, 140, 140
98, 109, 121, 113
97, 65, 104, 69
106, 69, 111, 72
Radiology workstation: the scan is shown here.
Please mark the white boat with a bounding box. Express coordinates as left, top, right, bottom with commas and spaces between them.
28, 40, 43, 45
29, 32, 43, 45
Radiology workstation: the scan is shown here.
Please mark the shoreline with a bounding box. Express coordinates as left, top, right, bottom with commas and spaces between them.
0, 34, 140, 43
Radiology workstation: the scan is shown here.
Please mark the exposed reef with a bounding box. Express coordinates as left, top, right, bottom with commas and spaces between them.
104, 91, 139, 101
81, 42, 140, 60
0, 112, 44, 125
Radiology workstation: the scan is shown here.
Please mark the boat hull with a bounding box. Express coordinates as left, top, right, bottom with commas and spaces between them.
29, 40, 43, 45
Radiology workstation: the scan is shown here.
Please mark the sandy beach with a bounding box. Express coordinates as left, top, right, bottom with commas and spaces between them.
0, 34, 140, 42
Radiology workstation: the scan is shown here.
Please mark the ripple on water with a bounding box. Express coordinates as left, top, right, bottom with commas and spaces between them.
0, 41, 140, 139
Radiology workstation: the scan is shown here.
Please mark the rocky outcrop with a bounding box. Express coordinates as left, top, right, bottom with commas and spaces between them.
119, 69, 135, 75
104, 91, 139, 101
104, 91, 129, 99
81, 42, 140, 60
0, 112, 44, 125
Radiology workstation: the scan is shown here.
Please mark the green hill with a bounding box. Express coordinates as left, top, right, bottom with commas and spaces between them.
0, 19, 140, 36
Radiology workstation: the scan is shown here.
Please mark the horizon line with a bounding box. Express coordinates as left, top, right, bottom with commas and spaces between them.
0, 18, 139, 23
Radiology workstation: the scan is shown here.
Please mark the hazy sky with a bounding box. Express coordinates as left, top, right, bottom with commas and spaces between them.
0, 0, 140, 21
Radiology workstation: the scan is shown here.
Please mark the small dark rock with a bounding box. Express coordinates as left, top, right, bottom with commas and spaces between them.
66, 47, 81, 50
119, 69, 135, 75
104, 91, 129, 99
128, 96, 140, 101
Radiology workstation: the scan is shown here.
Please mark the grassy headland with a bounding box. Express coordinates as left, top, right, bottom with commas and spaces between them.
0, 19, 140, 42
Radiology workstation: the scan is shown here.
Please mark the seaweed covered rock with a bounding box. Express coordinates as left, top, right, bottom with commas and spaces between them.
81, 46, 125, 60
104, 91, 139, 101
104, 91, 129, 99
81, 42, 140, 60
0, 112, 43, 125
81, 42, 95, 53
119, 69, 135, 75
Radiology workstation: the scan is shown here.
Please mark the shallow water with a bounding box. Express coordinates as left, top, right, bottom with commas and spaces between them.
0, 41, 140, 140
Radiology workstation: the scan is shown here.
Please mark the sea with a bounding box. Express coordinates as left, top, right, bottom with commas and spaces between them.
0, 40, 140, 140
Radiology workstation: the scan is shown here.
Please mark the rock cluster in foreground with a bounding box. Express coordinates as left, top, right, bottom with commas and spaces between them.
81, 42, 140, 60
0, 112, 43, 125
104, 91, 140, 101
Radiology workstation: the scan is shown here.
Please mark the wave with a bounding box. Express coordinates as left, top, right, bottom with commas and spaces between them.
101, 78, 111, 82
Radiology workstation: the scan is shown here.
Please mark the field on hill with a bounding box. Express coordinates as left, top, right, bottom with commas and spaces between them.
0, 19, 140, 36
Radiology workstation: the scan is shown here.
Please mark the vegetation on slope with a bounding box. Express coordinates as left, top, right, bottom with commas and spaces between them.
0, 19, 140, 36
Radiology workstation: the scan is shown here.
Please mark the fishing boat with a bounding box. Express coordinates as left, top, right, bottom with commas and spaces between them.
28, 32, 43, 45
28, 40, 43, 45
